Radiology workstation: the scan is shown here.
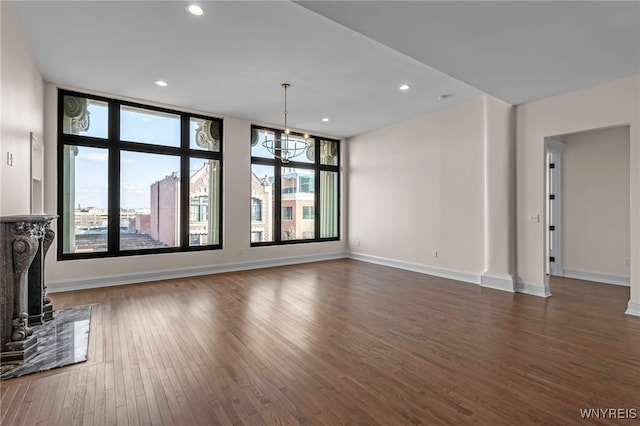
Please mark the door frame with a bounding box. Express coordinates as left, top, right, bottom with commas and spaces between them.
546, 138, 564, 277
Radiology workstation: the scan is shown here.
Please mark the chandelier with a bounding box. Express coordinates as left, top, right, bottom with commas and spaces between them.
262, 83, 309, 163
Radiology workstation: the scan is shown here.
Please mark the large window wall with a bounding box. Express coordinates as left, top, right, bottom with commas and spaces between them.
58, 89, 223, 259
250, 125, 340, 245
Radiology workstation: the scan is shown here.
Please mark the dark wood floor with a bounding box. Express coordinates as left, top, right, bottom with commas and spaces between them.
1, 259, 638, 425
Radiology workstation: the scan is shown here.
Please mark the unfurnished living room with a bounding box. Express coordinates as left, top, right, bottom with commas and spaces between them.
1, 1, 639, 425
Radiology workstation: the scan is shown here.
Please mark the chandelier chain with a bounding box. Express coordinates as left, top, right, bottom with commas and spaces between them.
261, 83, 308, 164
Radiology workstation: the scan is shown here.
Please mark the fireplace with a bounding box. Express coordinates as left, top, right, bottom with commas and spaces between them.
0, 215, 57, 365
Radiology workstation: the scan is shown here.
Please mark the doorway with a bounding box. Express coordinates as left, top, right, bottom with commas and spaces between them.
545, 126, 631, 293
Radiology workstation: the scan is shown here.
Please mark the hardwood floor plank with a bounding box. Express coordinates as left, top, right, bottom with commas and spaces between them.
1, 260, 638, 425
92, 363, 106, 426
145, 366, 175, 425
115, 403, 128, 426
32, 374, 60, 424
0, 381, 27, 424
104, 387, 116, 426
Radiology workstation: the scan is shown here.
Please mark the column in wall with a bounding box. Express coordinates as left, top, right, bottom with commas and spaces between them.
481, 96, 516, 292
626, 122, 640, 316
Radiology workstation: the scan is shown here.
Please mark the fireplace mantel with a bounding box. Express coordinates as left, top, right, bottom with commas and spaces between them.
0, 214, 57, 365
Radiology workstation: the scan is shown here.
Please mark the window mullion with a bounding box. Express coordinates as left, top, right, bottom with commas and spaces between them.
275, 160, 282, 243
314, 168, 320, 241
56, 93, 64, 260
314, 137, 320, 240
108, 100, 121, 255
180, 114, 189, 249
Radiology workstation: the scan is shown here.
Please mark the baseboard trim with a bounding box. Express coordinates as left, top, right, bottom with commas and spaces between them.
515, 280, 551, 298
480, 274, 515, 292
348, 252, 481, 285
53, 251, 621, 303
48, 251, 349, 293
625, 300, 640, 317
350, 253, 553, 298
563, 269, 630, 287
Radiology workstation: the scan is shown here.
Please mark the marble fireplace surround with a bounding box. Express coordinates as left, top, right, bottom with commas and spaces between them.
0, 305, 91, 380
0, 214, 81, 379
1, 215, 58, 366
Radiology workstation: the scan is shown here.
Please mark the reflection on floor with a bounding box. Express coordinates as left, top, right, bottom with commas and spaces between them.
548, 275, 630, 306
0, 305, 91, 381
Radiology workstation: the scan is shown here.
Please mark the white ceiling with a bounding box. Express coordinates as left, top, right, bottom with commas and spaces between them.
10, 1, 640, 139
298, 0, 640, 106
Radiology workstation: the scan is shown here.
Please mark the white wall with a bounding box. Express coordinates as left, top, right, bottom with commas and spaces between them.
43, 83, 347, 290
563, 126, 630, 280
0, 2, 44, 215
348, 98, 486, 280
516, 75, 639, 310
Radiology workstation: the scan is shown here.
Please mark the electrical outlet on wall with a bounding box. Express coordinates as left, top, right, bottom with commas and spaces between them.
432, 250, 438, 258
528, 214, 540, 223
6, 152, 14, 167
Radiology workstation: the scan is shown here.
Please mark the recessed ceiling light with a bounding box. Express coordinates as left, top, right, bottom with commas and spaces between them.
155, 80, 168, 87
322, 117, 330, 122
399, 84, 410, 91
187, 4, 204, 16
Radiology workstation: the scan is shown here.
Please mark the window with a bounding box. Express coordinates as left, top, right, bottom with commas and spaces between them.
251, 164, 274, 243
299, 176, 313, 193
190, 195, 209, 222
58, 90, 223, 259
302, 206, 314, 220
251, 198, 263, 221
282, 206, 293, 221
250, 125, 340, 245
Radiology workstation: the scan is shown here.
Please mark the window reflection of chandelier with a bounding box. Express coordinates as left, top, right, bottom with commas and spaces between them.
262, 83, 309, 164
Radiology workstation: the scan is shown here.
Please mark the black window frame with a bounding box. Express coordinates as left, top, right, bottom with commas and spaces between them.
250, 124, 340, 246
57, 89, 223, 260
